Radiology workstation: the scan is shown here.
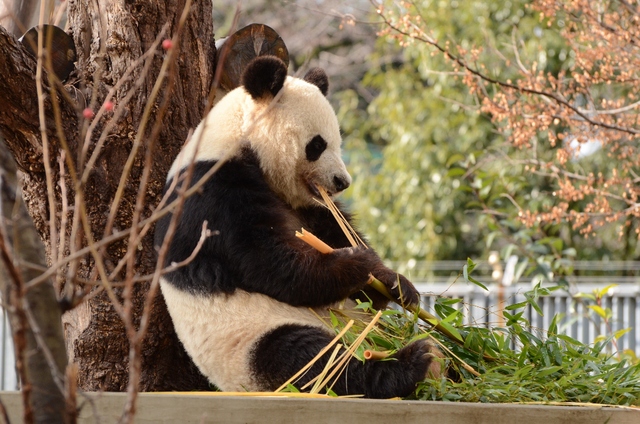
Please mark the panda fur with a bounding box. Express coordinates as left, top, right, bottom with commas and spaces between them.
154, 56, 440, 398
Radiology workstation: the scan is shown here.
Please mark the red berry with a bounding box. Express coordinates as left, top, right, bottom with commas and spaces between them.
104, 101, 114, 111
162, 39, 173, 50
82, 108, 94, 119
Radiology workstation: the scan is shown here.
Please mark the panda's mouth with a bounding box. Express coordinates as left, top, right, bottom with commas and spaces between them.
307, 182, 332, 199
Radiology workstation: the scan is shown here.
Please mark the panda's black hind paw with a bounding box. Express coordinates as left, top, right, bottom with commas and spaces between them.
364, 338, 443, 399
393, 338, 443, 380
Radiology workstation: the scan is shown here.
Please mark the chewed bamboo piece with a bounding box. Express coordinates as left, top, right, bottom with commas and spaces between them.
301, 310, 384, 392
363, 350, 390, 360
295, 228, 333, 254
274, 319, 355, 392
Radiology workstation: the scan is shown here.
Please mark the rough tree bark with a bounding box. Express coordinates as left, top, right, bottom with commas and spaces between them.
0, 0, 216, 391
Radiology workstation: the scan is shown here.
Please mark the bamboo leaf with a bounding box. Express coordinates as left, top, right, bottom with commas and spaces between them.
463, 258, 488, 290
537, 366, 563, 378
587, 305, 609, 320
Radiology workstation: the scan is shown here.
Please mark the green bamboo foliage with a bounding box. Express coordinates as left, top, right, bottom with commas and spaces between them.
327, 260, 640, 405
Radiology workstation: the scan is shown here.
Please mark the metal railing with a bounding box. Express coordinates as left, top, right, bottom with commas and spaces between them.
415, 281, 640, 354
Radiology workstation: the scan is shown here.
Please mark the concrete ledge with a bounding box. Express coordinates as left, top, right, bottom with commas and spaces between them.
1, 391, 638, 423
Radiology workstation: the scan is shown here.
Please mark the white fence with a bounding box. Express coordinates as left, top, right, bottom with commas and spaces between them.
0, 312, 16, 390
408, 258, 640, 355
416, 281, 640, 354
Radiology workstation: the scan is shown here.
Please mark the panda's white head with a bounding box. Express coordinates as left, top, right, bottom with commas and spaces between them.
169, 56, 351, 209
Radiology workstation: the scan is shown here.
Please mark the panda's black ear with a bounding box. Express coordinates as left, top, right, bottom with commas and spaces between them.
242, 56, 288, 100
303, 68, 329, 96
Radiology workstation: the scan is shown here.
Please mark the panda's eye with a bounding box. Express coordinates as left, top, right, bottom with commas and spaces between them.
305, 135, 327, 162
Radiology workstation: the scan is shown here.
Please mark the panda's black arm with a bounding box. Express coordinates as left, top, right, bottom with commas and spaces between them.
295, 203, 409, 309
225, 198, 420, 308
225, 207, 384, 307
290, 201, 396, 309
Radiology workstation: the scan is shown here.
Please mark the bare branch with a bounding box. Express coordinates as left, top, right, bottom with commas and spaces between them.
373, 2, 640, 136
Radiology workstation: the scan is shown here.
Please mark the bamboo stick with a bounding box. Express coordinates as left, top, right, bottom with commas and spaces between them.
316, 186, 365, 247
363, 350, 390, 360
301, 310, 383, 392
366, 277, 465, 345
295, 228, 333, 254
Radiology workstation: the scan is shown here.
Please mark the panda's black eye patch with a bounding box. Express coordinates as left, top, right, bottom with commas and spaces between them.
305, 135, 327, 162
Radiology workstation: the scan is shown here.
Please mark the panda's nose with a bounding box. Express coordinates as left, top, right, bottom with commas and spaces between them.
333, 175, 350, 192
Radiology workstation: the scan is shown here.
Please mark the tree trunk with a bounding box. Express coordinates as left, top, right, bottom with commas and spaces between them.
0, 138, 70, 424
0, 0, 215, 391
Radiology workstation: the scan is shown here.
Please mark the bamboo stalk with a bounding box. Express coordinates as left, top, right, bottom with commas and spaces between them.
366, 277, 465, 345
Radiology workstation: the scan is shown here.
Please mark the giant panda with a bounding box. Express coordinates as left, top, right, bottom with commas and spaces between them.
154, 56, 441, 398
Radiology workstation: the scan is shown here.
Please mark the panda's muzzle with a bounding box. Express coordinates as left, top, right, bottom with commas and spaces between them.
307, 174, 350, 200
307, 181, 336, 199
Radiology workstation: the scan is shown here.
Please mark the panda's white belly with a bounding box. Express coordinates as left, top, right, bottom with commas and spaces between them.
160, 280, 331, 391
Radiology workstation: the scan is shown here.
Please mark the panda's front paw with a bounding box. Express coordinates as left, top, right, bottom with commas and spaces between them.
331, 247, 420, 306
331, 246, 383, 290
371, 267, 420, 307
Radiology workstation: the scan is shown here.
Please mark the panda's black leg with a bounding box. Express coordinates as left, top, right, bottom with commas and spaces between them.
250, 324, 439, 398
249, 324, 363, 393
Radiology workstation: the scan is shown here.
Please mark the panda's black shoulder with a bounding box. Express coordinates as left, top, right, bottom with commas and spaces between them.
206, 146, 263, 187
154, 146, 265, 257
154, 146, 283, 294
163, 146, 263, 196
